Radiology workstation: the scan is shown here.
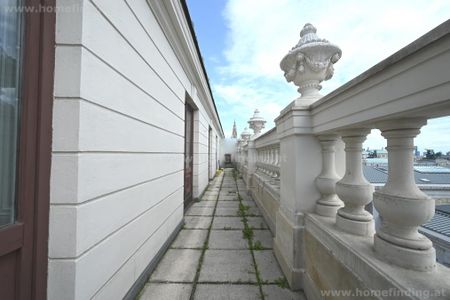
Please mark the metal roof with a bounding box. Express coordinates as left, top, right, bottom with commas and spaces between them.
422, 205, 450, 238
414, 166, 450, 174
363, 165, 450, 185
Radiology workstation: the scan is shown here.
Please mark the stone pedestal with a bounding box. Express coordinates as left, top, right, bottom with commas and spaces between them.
273, 104, 322, 290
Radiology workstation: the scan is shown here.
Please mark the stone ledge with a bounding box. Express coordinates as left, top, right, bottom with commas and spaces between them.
304, 213, 450, 299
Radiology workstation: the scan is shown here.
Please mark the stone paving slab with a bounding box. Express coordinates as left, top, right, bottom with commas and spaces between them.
149, 249, 201, 282
203, 193, 219, 198
221, 190, 237, 193
212, 217, 245, 230
241, 200, 256, 207
201, 195, 218, 201
262, 285, 306, 300
215, 207, 239, 217
184, 216, 212, 229
239, 193, 253, 201
216, 201, 240, 208
186, 206, 215, 216
193, 284, 260, 300
191, 201, 216, 207
246, 207, 262, 216
217, 195, 239, 201
208, 230, 248, 249
253, 251, 284, 283
252, 230, 273, 249
198, 250, 256, 283
140, 283, 192, 300
247, 217, 269, 229
171, 229, 208, 249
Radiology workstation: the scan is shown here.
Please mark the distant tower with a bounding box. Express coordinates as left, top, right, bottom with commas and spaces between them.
231, 120, 237, 138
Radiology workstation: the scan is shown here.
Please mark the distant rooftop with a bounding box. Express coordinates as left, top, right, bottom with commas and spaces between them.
422, 205, 450, 239
414, 166, 450, 174
363, 165, 450, 185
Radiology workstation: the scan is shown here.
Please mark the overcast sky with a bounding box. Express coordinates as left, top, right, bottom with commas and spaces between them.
187, 0, 450, 153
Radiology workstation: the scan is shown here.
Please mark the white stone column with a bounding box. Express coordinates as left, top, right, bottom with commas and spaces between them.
373, 119, 435, 271
335, 129, 375, 236
315, 135, 343, 217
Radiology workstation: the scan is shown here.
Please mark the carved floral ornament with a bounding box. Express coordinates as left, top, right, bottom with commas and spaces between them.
280, 23, 341, 101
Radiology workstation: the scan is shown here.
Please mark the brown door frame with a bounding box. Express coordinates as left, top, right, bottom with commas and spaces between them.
0, 1, 55, 299
183, 101, 195, 208
208, 126, 212, 180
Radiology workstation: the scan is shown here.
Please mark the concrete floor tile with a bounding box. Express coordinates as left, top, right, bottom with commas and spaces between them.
254, 251, 283, 283
184, 216, 212, 229
186, 206, 215, 216
215, 207, 239, 217
216, 201, 240, 208
171, 230, 208, 249
246, 207, 261, 216
218, 195, 238, 201
202, 195, 218, 201
247, 217, 268, 229
208, 230, 248, 249
252, 230, 273, 249
262, 285, 306, 300
191, 201, 216, 207
240, 194, 253, 201
241, 200, 256, 207
194, 284, 260, 300
150, 249, 202, 282
212, 217, 244, 230
198, 250, 256, 283
140, 283, 192, 300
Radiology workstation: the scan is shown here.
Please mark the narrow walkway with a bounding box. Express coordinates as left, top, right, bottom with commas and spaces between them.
138, 168, 306, 299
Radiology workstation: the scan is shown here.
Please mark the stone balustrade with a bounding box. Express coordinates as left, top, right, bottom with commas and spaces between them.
236, 20, 450, 299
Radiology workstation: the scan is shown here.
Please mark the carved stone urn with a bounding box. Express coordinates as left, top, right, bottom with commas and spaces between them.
240, 127, 252, 142
280, 23, 341, 106
248, 109, 266, 138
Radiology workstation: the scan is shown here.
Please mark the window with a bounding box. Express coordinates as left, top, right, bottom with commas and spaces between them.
0, 0, 23, 227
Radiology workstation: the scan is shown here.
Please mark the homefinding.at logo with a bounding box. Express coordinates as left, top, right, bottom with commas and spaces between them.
320, 287, 446, 298
3, 3, 82, 14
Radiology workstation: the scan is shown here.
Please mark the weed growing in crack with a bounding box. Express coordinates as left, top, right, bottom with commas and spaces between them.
252, 240, 263, 250
274, 277, 289, 289
233, 168, 265, 299
243, 226, 254, 240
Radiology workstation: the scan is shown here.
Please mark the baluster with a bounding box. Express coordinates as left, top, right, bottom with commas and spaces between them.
373, 119, 435, 271
315, 135, 343, 217
335, 129, 375, 236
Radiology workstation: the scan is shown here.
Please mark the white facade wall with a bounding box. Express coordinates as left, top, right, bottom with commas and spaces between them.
48, 0, 223, 299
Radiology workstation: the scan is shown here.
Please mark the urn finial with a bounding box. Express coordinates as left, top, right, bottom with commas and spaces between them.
280, 23, 341, 105
248, 109, 266, 137
240, 127, 252, 141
